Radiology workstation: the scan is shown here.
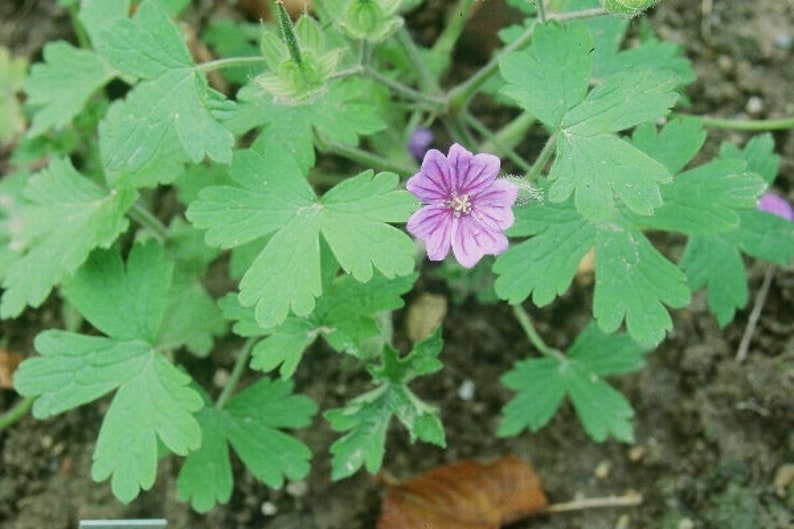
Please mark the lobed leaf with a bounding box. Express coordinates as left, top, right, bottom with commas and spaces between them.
499, 21, 592, 128
593, 222, 690, 345
0, 158, 136, 318
494, 199, 595, 306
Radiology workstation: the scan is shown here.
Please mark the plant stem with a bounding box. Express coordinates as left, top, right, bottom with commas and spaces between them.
735, 265, 775, 363
363, 67, 446, 108
545, 491, 643, 513
488, 111, 537, 152
698, 115, 794, 131
215, 337, 257, 410
314, 132, 417, 175
0, 396, 35, 431
511, 304, 566, 361
396, 28, 440, 94
128, 202, 169, 243
535, 0, 547, 23
462, 112, 531, 172
526, 131, 558, 180
195, 56, 266, 73
432, 0, 478, 60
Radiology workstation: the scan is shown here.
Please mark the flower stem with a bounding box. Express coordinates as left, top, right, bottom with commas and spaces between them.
128, 202, 168, 243
698, 115, 794, 131
314, 132, 417, 175
735, 265, 775, 363
215, 337, 257, 410
462, 112, 531, 172
396, 28, 440, 94
0, 396, 35, 432
195, 56, 266, 73
526, 131, 557, 180
432, 0, 478, 60
535, 0, 547, 23
511, 303, 566, 362
363, 67, 446, 108
490, 111, 537, 152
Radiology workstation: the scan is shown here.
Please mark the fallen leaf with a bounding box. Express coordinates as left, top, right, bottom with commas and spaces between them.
377, 455, 548, 529
0, 347, 24, 389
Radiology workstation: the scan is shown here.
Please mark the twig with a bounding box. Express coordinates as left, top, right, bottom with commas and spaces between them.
735, 266, 775, 363
545, 491, 643, 513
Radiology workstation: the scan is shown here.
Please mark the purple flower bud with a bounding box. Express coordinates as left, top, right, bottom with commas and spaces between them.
757, 192, 794, 221
405, 143, 518, 268
407, 128, 434, 160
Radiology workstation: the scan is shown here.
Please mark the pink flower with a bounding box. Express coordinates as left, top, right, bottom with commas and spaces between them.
757, 192, 794, 221
406, 143, 518, 268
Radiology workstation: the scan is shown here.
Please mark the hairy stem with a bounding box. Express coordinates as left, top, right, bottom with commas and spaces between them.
0, 396, 35, 432
195, 56, 266, 73
511, 304, 566, 362
215, 337, 257, 410
698, 115, 794, 131
315, 132, 418, 175
128, 202, 168, 243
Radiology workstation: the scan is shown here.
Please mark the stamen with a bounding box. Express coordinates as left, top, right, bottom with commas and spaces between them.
445, 192, 472, 217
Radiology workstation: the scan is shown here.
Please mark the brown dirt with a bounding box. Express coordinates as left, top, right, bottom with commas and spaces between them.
1, 1, 793, 528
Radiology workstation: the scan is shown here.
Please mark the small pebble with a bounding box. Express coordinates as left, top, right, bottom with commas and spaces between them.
628, 445, 646, 462
594, 460, 611, 480
678, 518, 695, 529
286, 479, 308, 497
745, 95, 764, 115
213, 369, 229, 388
774, 32, 792, 50
457, 378, 475, 401
261, 501, 277, 516
772, 463, 794, 497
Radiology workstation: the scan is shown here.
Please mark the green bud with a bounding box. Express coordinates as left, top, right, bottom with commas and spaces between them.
600, 0, 660, 16
337, 0, 403, 42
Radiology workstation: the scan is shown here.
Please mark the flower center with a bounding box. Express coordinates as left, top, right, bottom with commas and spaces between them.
446, 192, 472, 217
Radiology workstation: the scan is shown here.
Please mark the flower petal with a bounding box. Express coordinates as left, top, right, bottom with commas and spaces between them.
406, 204, 453, 261
447, 143, 500, 196
406, 149, 453, 203
450, 215, 510, 268
471, 178, 519, 231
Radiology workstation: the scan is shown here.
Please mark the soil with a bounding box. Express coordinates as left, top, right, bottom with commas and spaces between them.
1, 1, 793, 528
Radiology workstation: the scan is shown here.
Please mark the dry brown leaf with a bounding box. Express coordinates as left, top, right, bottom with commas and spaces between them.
0, 347, 24, 389
377, 456, 548, 529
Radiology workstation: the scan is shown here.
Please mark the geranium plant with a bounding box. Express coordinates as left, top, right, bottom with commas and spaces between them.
1, 0, 793, 513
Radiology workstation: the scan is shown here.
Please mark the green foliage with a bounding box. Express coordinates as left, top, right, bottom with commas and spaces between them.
13, 242, 204, 502
324, 328, 445, 479
500, 323, 649, 442
7, 0, 791, 514
187, 148, 416, 328
177, 379, 317, 512
0, 158, 136, 318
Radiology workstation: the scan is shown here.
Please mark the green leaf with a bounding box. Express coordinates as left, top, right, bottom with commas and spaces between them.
25, 41, 116, 136
500, 323, 645, 442
188, 148, 416, 328
14, 331, 151, 417
14, 330, 202, 503
97, 0, 193, 79
548, 133, 671, 222
634, 159, 766, 236
99, 70, 235, 175
0, 158, 136, 318
176, 408, 233, 513
599, 38, 695, 87
325, 330, 445, 480
563, 68, 679, 136
494, 198, 595, 306
230, 78, 386, 173
719, 133, 780, 185
680, 236, 748, 327
250, 317, 318, 377
77, 0, 131, 49
499, 21, 592, 128
91, 352, 202, 502
95, 1, 235, 174
631, 116, 706, 174
594, 222, 690, 345
63, 242, 172, 342
178, 379, 316, 511
0, 47, 28, 142
734, 209, 794, 264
